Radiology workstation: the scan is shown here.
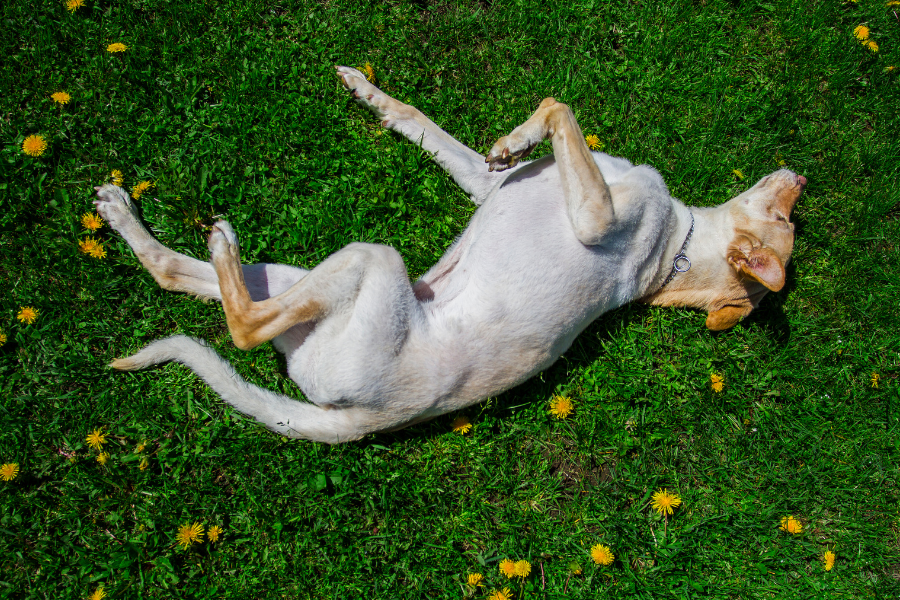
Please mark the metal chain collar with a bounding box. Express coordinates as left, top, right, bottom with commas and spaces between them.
653, 210, 694, 294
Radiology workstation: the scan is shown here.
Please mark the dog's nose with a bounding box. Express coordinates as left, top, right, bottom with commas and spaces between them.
797, 174, 807, 187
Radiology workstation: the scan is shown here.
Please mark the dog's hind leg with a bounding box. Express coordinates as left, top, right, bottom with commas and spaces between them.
208, 220, 416, 352
486, 98, 615, 246
94, 184, 307, 301
336, 66, 510, 205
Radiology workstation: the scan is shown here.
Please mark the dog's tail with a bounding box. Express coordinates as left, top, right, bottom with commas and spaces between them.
110, 335, 369, 444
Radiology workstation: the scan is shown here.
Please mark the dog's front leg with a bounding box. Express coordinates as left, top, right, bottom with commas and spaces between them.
486, 99, 615, 245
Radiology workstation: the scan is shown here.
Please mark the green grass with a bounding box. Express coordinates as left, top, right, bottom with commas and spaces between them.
1, 0, 899, 597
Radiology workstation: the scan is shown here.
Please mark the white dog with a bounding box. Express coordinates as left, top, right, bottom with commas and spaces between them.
95, 66, 805, 443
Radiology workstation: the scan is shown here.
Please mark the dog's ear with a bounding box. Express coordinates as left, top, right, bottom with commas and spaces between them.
706, 305, 752, 330
727, 234, 786, 292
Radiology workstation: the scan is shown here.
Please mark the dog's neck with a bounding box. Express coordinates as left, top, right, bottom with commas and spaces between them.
642, 201, 733, 310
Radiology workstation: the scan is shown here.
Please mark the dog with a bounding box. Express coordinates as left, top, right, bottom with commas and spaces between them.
94, 66, 805, 443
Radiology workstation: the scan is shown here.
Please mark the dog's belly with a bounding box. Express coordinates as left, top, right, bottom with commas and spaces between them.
407, 160, 662, 408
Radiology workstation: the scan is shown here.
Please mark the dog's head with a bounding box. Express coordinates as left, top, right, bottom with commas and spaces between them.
647, 169, 806, 330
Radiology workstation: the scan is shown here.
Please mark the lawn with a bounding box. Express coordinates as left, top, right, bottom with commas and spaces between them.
1, 0, 899, 598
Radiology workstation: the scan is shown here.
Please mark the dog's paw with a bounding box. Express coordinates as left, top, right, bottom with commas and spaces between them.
335, 65, 413, 126
208, 220, 239, 256
93, 184, 140, 230
485, 134, 537, 172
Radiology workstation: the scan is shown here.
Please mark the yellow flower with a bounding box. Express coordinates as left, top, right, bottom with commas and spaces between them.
499, 558, 517, 578
176, 521, 205, 549
96, 452, 109, 465
854, 25, 870, 40
886, 66, 897, 73
488, 588, 513, 600
207, 525, 223, 543
451, 415, 472, 434
81, 212, 104, 232
651, 488, 682, 515
549, 395, 574, 419
514, 560, 531, 578
867, 40, 879, 53
135, 441, 147, 453
591, 543, 614, 566
568, 561, 582, 575
131, 180, 153, 200
78, 237, 107, 259
17, 306, 38, 324
110, 169, 124, 187
871, 373, 880, 388
66, 0, 85, 12
779, 515, 803, 534
364, 62, 375, 81
0, 463, 20, 481
710, 373, 724, 393
107, 42, 128, 53
823, 550, 836, 571
585, 134, 603, 150
0, 330, 6, 347
139, 457, 149, 471
88, 585, 106, 600
732, 169, 744, 180
51, 91, 71, 104
888, 1, 900, 6
22, 135, 48, 157
86, 428, 107, 450
466, 573, 484, 587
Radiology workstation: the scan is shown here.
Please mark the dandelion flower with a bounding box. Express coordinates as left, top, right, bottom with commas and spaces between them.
17, 307, 38, 324
514, 560, 531, 578
488, 588, 513, 600
66, 0, 85, 12
824, 550, 836, 571
710, 373, 724, 393
176, 521, 205, 549
853, 25, 870, 40
871, 373, 880, 388
139, 457, 149, 471
0, 330, 6, 347
549, 395, 574, 419
135, 441, 147, 453
867, 40, 879, 53
364, 62, 375, 81
51, 91, 71, 104
22, 135, 48, 157
88, 585, 106, 600
0, 463, 20, 481
591, 543, 615, 566
651, 488, 682, 516
78, 237, 107, 259
81, 212, 104, 232
732, 169, 745, 180
86, 428, 107, 450
568, 561, 583, 575
110, 169, 124, 187
451, 415, 472, 434
207, 525, 223, 543
107, 42, 128, 53
779, 515, 803, 534
131, 180, 152, 200
886, 66, 897, 73
889, 0, 900, 6
466, 573, 484, 587
96, 452, 109, 465
499, 558, 517, 578
585, 134, 602, 150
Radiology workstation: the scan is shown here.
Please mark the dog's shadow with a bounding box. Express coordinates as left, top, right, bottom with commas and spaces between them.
352, 288, 793, 449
